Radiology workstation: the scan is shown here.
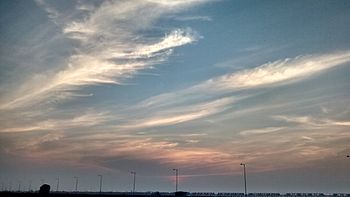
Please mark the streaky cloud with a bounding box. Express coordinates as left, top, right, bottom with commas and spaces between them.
273, 115, 350, 129
120, 97, 234, 129
240, 127, 285, 136
8, 132, 238, 172
34, 0, 60, 20
0, 111, 110, 133
174, 15, 212, 21
140, 51, 350, 108
197, 51, 350, 92
0, 1, 203, 110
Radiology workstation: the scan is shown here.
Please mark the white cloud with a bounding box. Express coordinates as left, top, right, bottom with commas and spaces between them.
132, 29, 198, 58
174, 15, 212, 21
326, 120, 350, 126
301, 136, 314, 141
273, 115, 318, 126
35, 0, 60, 20
147, 0, 209, 7
240, 127, 285, 136
76, 1, 95, 11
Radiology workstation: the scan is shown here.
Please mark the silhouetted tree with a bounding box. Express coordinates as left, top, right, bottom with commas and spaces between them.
39, 184, 50, 195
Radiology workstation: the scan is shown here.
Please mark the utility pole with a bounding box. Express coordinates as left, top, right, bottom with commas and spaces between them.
98, 175, 103, 193
130, 171, 136, 194
74, 176, 79, 192
173, 168, 179, 192
240, 163, 247, 196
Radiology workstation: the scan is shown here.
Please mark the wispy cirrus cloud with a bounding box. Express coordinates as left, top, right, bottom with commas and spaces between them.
0, 0, 204, 110
273, 115, 350, 129
34, 0, 60, 20
124, 50, 350, 137
196, 51, 350, 92
1, 0, 229, 174
239, 127, 285, 136
174, 15, 212, 21
9, 133, 238, 173
111, 50, 350, 173
140, 51, 350, 108
120, 97, 234, 129
0, 111, 110, 133
2, 0, 350, 183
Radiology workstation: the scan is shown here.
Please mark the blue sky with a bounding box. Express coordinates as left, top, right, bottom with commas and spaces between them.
0, 0, 350, 193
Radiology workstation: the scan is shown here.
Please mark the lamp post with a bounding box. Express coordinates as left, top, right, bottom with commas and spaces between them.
73, 176, 79, 192
130, 171, 136, 193
98, 175, 103, 193
173, 168, 179, 192
28, 181, 32, 191
18, 180, 21, 192
56, 177, 59, 191
240, 163, 247, 196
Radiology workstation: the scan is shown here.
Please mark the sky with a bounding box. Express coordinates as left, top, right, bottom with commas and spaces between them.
0, 0, 350, 194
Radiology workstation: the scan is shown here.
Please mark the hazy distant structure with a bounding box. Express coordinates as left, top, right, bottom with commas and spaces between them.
39, 184, 50, 194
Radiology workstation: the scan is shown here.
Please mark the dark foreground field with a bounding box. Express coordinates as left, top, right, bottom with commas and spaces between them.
0, 192, 349, 197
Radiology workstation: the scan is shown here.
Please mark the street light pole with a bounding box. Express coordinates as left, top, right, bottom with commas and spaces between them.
74, 176, 79, 192
173, 169, 179, 192
18, 180, 21, 192
240, 163, 247, 196
98, 175, 103, 193
130, 171, 136, 193
56, 177, 59, 191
